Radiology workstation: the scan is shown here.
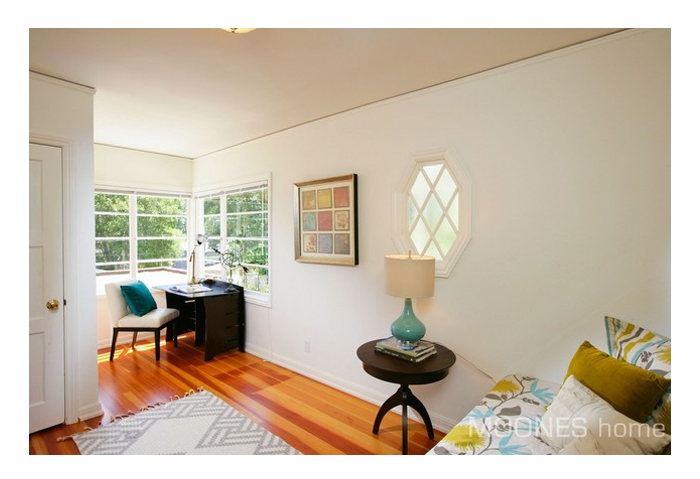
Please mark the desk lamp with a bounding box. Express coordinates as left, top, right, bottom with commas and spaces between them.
189, 234, 207, 284
385, 252, 435, 350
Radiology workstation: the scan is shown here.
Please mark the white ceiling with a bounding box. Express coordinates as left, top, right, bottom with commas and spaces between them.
29, 28, 623, 159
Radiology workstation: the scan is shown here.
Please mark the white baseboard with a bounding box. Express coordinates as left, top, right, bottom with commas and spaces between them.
244, 342, 455, 434
76, 401, 104, 423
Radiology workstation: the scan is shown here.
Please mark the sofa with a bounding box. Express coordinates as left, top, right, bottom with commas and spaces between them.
428, 316, 671, 455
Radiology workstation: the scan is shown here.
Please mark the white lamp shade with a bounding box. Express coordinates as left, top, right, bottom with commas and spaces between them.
385, 254, 435, 299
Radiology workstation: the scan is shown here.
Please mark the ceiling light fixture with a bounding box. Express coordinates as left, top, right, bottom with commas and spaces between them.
221, 28, 256, 34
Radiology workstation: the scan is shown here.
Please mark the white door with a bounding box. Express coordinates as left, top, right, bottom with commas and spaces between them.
29, 143, 65, 434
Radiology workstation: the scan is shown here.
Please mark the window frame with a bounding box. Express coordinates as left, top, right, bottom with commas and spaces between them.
94, 188, 191, 295
194, 173, 271, 307
392, 149, 472, 278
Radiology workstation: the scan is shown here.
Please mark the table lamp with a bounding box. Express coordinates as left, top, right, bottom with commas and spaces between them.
189, 234, 207, 284
385, 252, 435, 350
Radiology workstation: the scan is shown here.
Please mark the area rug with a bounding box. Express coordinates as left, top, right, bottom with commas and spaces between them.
66, 389, 301, 455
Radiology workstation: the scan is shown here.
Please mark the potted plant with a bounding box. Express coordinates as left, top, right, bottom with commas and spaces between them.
212, 240, 249, 288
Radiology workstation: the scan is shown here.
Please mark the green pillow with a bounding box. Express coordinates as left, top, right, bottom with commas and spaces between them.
565, 341, 670, 423
120, 281, 157, 317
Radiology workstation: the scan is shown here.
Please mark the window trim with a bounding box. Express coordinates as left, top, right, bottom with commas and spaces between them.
392, 149, 472, 278
194, 173, 272, 308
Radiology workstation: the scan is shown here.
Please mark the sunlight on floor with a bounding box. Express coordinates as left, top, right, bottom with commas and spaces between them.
97, 340, 165, 363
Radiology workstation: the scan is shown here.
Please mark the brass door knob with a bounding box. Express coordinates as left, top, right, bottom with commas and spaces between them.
46, 299, 60, 311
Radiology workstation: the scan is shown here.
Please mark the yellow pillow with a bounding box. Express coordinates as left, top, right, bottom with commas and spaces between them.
565, 341, 670, 423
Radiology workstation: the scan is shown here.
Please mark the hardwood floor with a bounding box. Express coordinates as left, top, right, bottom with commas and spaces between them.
29, 333, 445, 455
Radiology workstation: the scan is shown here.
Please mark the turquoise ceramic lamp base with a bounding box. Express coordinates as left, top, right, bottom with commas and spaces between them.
390, 298, 426, 350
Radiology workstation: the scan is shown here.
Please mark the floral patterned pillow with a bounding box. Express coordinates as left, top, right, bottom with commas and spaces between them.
604, 316, 671, 433
430, 374, 558, 455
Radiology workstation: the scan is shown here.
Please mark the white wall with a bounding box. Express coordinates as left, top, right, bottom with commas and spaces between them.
29, 72, 101, 423
191, 29, 670, 429
94, 144, 193, 194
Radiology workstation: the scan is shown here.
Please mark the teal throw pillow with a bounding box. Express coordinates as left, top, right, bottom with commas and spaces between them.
120, 281, 157, 316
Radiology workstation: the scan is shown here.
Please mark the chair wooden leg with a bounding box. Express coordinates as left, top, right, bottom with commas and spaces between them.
110, 330, 119, 361
154, 330, 161, 361
131, 332, 138, 349
170, 322, 178, 348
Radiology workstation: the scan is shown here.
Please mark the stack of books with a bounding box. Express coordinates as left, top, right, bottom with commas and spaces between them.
375, 337, 437, 362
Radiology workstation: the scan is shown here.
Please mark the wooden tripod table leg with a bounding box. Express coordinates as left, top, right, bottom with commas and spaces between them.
372, 384, 435, 454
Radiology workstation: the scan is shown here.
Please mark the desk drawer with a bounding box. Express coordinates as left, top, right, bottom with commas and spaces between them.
202, 294, 242, 360
211, 311, 239, 340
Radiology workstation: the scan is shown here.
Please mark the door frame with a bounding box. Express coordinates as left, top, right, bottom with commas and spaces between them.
30, 71, 102, 427
30, 135, 80, 425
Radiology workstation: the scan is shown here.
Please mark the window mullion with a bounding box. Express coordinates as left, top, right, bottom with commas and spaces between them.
129, 194, 137, 278
442, 189, 460, 231
220, 195, 227, 278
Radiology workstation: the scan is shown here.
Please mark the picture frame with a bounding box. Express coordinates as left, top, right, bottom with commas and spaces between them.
293, 174, 358, 266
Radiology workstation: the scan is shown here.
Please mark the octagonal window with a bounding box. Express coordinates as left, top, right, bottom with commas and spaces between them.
393, 150, 472, 278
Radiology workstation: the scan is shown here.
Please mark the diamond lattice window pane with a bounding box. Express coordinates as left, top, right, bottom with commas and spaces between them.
409, 163, 460, 258
448, 200, 459, 228
408, 197, 418, 228
423, 194, 443, 230
410, 218, 431, 254
435, 218, 457, 254
410, 171, 431, 207
423, 164, 443, 183
424, 240, 443, 261
435, 170, 457, 206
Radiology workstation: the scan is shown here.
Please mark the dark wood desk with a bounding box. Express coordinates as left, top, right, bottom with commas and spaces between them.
157, 281, 245, 361
357, 340, 456, 455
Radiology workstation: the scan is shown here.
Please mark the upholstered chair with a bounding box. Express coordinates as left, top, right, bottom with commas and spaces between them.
105, 279, 180, 361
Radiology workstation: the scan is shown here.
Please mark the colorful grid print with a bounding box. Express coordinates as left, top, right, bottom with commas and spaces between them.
301, 185, 352, 255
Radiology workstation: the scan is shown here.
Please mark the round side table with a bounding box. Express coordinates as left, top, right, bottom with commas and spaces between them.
356, 340, 456, 455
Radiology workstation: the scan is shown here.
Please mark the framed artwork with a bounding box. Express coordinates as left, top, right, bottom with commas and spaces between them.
294, 174, 358, 265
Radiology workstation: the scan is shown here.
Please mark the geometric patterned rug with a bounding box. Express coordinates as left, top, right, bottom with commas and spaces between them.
68, 389, 302, 455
